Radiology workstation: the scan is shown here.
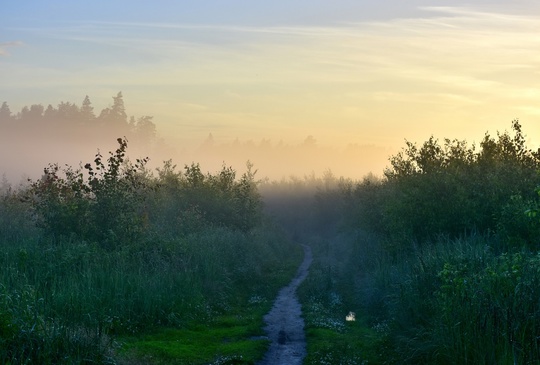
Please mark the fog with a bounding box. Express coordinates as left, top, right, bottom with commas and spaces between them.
183, 135, 391, 181
0, 95, 392, 185
0, 133, 390, 185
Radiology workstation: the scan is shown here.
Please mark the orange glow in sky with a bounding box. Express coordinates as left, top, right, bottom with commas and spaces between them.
2, 2, 540, 180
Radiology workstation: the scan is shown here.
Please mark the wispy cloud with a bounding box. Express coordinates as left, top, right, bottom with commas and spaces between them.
6, 7, 540, 93
3, 6, 540, 147
0, 41, 23, 56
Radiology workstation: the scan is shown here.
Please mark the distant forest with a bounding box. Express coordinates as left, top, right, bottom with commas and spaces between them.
0, 93, 389, 181
0, 92, 157, 147
2, 93, 540, 362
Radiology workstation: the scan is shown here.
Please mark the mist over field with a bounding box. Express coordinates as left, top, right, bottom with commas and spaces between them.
3, 105, 540, 364
0, 95, 391, 184
3, 1, 540, 364
4, 2, 540, 185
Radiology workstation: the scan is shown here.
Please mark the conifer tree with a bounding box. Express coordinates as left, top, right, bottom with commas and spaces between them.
0, 102, 12, 122
110, 92, 127, 125
80, 95, 95, 123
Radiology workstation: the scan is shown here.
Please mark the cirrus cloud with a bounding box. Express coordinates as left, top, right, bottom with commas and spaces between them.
0, 41, 23, 56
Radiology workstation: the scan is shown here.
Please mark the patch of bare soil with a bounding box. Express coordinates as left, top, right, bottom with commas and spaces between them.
257, 244, 312, 365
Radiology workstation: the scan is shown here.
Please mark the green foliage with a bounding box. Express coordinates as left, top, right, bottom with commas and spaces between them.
302, 231, 540, 364
0, 180, 37, 244
297, 233, 388, 364
28, 138, 263, 248
0, 218, 300, 363
84, 138, 150, 248
345, 120, 540, 246
0, 149, 302, 363
387, 240, 540, 364
0, 284, 114, 364
150, 160, 262, 236
295, 120, 540, 364
498, 194, 540, 249
525, 184, 540, 222
120, 313, 269, 364
28, 138, 150, 248
0, 134, 309, 363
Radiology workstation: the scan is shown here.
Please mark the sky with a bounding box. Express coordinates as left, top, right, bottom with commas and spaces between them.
2, 1, 540, 179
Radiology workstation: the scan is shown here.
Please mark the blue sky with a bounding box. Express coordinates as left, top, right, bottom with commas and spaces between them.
2, 1, 540, 178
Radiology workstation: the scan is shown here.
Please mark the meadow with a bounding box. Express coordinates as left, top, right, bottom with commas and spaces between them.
290, 120, 540, 364
0, 139, 302, 364
2, 120, 540, 364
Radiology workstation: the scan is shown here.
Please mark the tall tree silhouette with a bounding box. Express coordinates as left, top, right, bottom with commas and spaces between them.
80, 95, 95, 123
110, 92, 127, 125
99, 92, 129, 134
43, 104, 57, 122
134, 115, 157, 144
0, 102, 12, 123
27, 104, 44, 123
56, 102, 79, 121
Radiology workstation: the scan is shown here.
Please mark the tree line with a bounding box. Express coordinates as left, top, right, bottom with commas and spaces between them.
0, 135, 293, 363
342, 119, 540, 248
303, 119, 540, 363
25, 137, 262, 250
0, 92, 157, 147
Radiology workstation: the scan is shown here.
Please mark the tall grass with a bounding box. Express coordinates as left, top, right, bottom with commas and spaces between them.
0, 221, 301, 363
294, 121, 540, 363
296, 232, 387, 364
298, 229, 540, 364
0, 153, 302, 363
371, 235, 539, 364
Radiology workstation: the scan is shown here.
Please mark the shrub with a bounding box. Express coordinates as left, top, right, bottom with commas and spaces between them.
28, 138, 150, 248
345, 120, 540, 246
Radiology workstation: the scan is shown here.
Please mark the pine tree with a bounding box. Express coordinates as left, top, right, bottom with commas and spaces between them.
110, 92, 127, 125
80, 95, 95, 123
0, 102, 12, 122
136, 116, 157, 142
57, 102, 79, 121
43, 104, 57, 121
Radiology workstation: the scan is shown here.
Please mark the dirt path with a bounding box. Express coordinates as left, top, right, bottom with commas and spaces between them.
257, 244, 312, 365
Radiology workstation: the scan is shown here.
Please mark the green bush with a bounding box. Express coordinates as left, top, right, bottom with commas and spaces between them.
28, 138, 264, 249
0, 180, 38, 245
0, 138, 303, 363
344, 120, 540, 248
0, 211, 300, 362
0, 283, 114, 364
305, 120, 540, 364
382, 240, 540, 364
28, 138, 150, 248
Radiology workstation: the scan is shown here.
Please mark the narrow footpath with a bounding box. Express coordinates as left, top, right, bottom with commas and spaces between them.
257, 244, 313, 365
